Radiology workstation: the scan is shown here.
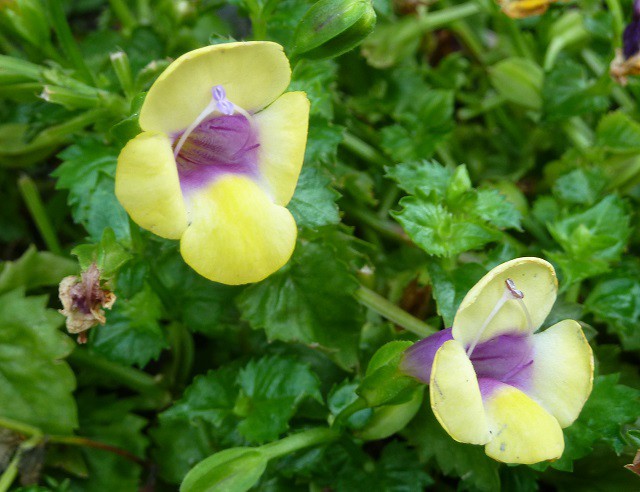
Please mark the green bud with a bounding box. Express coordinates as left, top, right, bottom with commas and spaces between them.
0, 0, 50, 47
180, 447, 268, 492
356, 341, 419, 407
292, 0, 376, 60
489, 58, 543, 111
356, 386, 424, 441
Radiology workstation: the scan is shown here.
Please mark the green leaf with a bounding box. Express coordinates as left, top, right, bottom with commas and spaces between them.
239, 236, 363, 369
475, 189, 522, 230
547, 195, 631, 284
288, 164, 341, 229
236, 356, 322, 442
585, 261, 640, 349
551, 374, 640, 470
92, 283, 167, 367
406, 401, 500, 491
70, 394, 148, 492
304, 116, 344, 166
0, 245, 77, 295
393, 191, 500, 257
71, 228, 132, 279
385, 160, 452, 196
0, 289, 77, 434
180, 447, 268, 492
552, 168, 606, 205
290, 59, 337, 120
155, 251, 242, 336
542, 60, 609, 122
489, 58, 543, 110
595, 111, 640, 154
52, 139, 130, 241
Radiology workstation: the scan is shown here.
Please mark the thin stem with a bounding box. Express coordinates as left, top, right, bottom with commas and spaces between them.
562, 117, 594, 150
0, 417, 42, 438
332, 398, 368, 428
260, 428, 340, 460
18, 175, 63, 255
68, 349, 171, 407
341, 132, 388, 168
0, 453, 18, 492
564, 281, 581, 303
418, 2, 481, 31
354, 286, 436, 338
581, 49, 635, 112
605, 0, 624, 48
49, 435, 149, 467
109, 0, 137, 31
46, 0, 95, 85
342, 203, 409, 243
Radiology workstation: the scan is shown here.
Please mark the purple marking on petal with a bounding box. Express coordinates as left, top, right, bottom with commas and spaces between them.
174, 113, 260, 193
470, 333, 534, 393
477, 377, 503, 399
400, 328, 453, 383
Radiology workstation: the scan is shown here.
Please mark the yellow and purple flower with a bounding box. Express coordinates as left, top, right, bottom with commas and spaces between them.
401, 258, 594, 464
611, 0, 640, 85
115, 42, 310, 285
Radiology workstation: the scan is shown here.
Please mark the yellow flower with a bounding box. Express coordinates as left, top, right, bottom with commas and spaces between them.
497, 0, 555, 19
401, 258, 594, 464
115, 42, 310, 285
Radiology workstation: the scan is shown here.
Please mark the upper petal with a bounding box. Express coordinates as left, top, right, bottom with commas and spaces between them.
430, 340, 491, 445
179, 174, 297, 285
253, 91, 310, 205
483, 382, 564, 464
527, 319, 594, 428
400, 328, 453, 383
453, 258, 557, 348
115, 131, 188, 239
140, 42, 292, 134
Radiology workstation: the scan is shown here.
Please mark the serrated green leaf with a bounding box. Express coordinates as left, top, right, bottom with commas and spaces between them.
288, 164, 341, 229
92, 283, 167, 367
71, 228, 132, 279
0, 289, 77, 434
552, 168, 606, 205
236, 356, 322, 442
238, 237, 363, 369
385, 160, 452, 196
595, 111, 640, 153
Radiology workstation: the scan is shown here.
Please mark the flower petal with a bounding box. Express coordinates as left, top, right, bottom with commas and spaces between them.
400, 328, 453, 383
179, 174, 297, 285
484, 383, 564, 464
527, 320, 594, 428
453, 257, 557, 348
140, 42, 291, 134
115, 131, 188, 239
253, 91, 310, 205
430, 340, 491, 445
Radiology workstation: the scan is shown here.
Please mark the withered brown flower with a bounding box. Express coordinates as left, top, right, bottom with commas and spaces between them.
58, 263, 116, 344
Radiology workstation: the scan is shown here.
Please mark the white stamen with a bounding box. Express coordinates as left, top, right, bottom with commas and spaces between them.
466, 278, 532, 357
173, 98, 219, 158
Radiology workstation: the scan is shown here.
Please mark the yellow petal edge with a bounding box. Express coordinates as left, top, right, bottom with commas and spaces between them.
115, 131, 188, 239
140, 41, 292, 134
430, 340, 491, 445
180, 174, 297, 285
453, 257, 558, 348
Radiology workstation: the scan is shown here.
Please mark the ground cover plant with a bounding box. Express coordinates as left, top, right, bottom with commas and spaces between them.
1, 0, 640, 490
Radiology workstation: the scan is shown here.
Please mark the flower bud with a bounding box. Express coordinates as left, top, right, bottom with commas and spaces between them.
292, 0, 376, 60
489, 58, 543, 111
180, 448, 268, 492
0, 0, 50, 47
355, 386, 424, 440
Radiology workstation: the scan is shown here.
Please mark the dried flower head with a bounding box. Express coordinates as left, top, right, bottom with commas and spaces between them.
58, 263, 116, 343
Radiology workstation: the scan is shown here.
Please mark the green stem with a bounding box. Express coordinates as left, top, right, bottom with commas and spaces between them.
451, 21, 486, 63
354, 286, 436, 338
564, 281, 581, 303
562, 117, 594, 150
503, 18, 534, 61
581, 49, 635, 112
333, 398, 368, 428
418, 2, 481, 31
49, 435, 148, 466
341, 132, 388, 168
0, 417, 42, 438
605, 0, 624, 48
0, 453, 18, 492
260, 428, 340, 460
342, 203, 408, 243
17, 175, 63, 255
68, 349, 171, 407
109, 0, 137, 31
46, 0, 95, 84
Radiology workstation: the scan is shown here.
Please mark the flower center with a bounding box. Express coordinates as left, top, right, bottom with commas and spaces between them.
466, 278, 533, 357
172, 85, 260, 193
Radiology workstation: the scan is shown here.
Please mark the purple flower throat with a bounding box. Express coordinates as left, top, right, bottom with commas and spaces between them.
172, 85, 260, 193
